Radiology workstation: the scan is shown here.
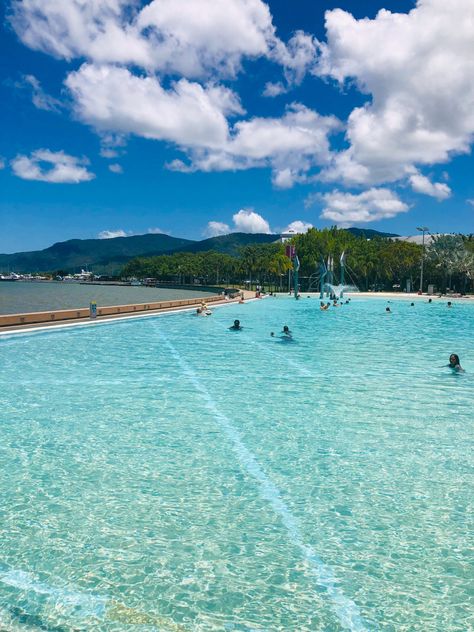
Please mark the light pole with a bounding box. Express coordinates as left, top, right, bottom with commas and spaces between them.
416, 226, 429, 293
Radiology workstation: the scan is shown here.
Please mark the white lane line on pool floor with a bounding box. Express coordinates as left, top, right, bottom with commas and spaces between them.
158, 331, 370, 632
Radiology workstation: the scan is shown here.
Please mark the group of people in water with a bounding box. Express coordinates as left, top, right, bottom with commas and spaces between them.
320, 297, 351, 310
201, 293, 466, 372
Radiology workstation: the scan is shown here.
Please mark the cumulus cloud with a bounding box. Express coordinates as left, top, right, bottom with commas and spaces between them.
204, 209, 272, 236
108, 163, 123, 173
283, 220, 313, 234
320, 188, 409, 225
66, 64, 242, 149
466, 199, 474, 207
0, 157, 5, 169
316, 0, 474, 185
18, 74, 62, 112
11, 149, 95, 183
98, 229, 129, 239
11, 0, 311, 80
204, 221, 231, 237
67, 64, 340, 186
233, 209, 271, 233
409, 172, 451, 200
180, 104, 340, 187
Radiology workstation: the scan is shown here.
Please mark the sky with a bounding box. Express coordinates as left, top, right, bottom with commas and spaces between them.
1, 0, 473, 253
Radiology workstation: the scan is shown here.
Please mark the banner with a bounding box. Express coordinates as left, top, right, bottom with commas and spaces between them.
285, 245, 296, 259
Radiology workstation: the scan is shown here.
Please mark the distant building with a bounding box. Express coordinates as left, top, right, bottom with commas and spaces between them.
280, 229, 298, 243
393, 234, 443, 245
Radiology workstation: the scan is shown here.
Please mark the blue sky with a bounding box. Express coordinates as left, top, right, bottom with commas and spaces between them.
1, 0, 473, 253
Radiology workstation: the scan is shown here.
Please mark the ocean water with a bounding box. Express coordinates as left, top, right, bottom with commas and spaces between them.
0, 282, 215, 315
0, 296, 473, 631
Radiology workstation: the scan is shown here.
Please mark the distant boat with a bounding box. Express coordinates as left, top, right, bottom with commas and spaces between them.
0, 273, 20, 281
130, 278, 142, 286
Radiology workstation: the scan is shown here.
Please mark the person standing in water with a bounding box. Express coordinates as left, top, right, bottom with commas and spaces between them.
448, 354, 464, 372
229, 319, 242, 330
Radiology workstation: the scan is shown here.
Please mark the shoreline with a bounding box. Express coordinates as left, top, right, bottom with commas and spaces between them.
0, 291, 256, 337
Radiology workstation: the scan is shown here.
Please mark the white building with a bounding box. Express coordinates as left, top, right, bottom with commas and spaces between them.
280, 229, 298, 243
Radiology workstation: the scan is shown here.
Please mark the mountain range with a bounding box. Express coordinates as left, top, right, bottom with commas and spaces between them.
0, 229, 399, 274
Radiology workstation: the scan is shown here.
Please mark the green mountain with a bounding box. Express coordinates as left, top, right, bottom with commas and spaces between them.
346, 227, 399, 239
0, 228, 400, 274
170, 232, 279, 256
0, 234, 194, 274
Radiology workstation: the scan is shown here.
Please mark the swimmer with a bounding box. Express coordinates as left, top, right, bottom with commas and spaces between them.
386, 306, 391, 313
447, 301, 453, 308
428, 298, 432, 303
410, 302, 415, 306
320, 301, 327, 311
282, 325, 292, 338
448, 354, 464, 372
229, 319, 242, 331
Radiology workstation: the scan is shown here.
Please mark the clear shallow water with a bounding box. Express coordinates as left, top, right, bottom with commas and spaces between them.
0, 297, 473, 631
0, 282, 215, 315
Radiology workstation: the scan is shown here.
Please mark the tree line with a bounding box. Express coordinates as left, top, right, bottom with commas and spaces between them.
121, 228, 474, 293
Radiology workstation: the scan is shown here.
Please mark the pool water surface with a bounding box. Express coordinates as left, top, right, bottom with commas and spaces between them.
0, 297, 473, 631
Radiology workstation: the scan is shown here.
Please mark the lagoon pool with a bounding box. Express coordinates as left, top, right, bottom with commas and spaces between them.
0, 297, 473, 631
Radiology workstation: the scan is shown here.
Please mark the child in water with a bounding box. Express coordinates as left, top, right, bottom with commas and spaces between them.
448, 354, 464, 372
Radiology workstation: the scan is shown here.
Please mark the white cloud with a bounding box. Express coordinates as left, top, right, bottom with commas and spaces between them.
204, 221, 231, 237
181, 104, 340, 187
205, 209, 272, 236
320, 188, 409, 225
467, 199, 474, 207
233, 209, 271, 233
11, 149, 95, 183
262, 81, 287, 98
147, 227, 166, 234
271, 30, 318, 87
283, 220, 313, 234
316, 1, 474, 185
20, 74, 62, 112
0, 157, 5, 169
66, 63, 340, 186
11, 0, 304, 80
108, 163, 123, 174
100, 148, 120, 159
66, 64, 242, 149
409, 172, 451, 200
98, 229, 129, 239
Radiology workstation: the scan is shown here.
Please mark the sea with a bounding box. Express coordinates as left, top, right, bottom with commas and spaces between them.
0, 281, 215, 315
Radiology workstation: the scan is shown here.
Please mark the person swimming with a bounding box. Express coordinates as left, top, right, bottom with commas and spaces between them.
428, 298, 432, 303
386, 306, 391, 313
447, 301, 453, 308
448, 353, 464, 372
282, 325, 292, 338
229, 319, 242, 330
320, 301, 328, 310
410, 302, 415, 306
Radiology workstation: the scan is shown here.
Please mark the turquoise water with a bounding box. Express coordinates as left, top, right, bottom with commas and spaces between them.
0, 297, 473, 631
